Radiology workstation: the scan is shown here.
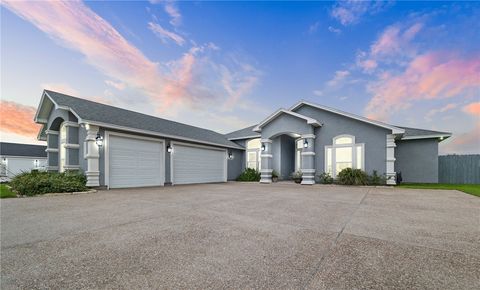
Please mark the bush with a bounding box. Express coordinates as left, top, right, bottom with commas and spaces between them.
368, 170, 386, 185
271, 170, 279, 179
10, 171, 88, 196
236, 168, 260, 182
337, 168, 368, 185
318, 172, 334, 184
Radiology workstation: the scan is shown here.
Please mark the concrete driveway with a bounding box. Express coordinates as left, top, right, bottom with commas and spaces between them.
1, 183, 479, 289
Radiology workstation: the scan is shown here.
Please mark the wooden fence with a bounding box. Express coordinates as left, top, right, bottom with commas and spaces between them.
439, 155, 480, 184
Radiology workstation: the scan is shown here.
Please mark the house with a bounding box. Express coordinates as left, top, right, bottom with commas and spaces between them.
0, 142, 47, 180
34, 90, 451, 188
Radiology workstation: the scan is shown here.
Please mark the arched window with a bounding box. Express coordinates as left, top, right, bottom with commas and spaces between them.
246, 138, 261, 170
325, 135, 364, 177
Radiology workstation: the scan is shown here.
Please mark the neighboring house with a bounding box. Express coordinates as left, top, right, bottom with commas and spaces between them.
34, 90, 451, 188
0, 142, 47, 179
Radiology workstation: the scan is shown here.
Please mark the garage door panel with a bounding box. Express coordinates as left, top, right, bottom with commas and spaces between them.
109, 135, 164, 188
172, 144, 226, 185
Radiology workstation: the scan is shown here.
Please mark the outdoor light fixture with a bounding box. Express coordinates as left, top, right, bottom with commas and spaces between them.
34, 159, 39, 168
95, 133, 104, 147
228, 152, 234, 160
167, 145, 173, 153
261, 144, 266, 151
303, 139, 308, 148
439, 136, 444, 141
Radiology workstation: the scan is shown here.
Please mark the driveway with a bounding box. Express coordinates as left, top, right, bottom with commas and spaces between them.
1, 183, 479, 289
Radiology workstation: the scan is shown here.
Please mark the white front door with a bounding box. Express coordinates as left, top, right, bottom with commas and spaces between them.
171, 143, 227, 185
108, 134, 165, 188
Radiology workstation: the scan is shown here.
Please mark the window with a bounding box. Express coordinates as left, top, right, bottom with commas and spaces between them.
325, 135, 364, 177
246, 138, 261, 170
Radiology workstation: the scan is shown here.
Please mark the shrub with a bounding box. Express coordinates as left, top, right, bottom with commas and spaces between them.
236, 168, 260, 182
10, 171, 88, 196
291, 170, 303, 179
318, 172, 334, 184
271, 170, 279, 179
337, 168, 368, 185
368, 170, 386, 185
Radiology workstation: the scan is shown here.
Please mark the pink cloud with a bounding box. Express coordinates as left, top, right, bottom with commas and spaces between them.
164, 1, 182, 27
148, 22, 185, 46
463, 102, 480, 116
0, 101, 42, 137
365, 52, 480, 120
425, 103, 457, 121
331, 0, 392, 26
327, 70, 350, 87
371, 22, 422, 56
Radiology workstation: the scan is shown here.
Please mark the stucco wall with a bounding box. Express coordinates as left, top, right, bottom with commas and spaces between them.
293, 105, 390, 176
227, 148, 245, 180
395, 139, 439, 183
261, 113, 314, 139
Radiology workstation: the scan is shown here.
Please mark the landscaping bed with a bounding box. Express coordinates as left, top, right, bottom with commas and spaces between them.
8, 171, 88, 197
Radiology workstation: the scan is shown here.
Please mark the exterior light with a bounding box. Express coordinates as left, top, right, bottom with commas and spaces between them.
167, 145, 173, 153
95, 133, 104, 147
439, 136, 444, 141
303, 139, 308, 148
228, 152, 234, 160
261, 144, 266, 151
34, 159, 39, 168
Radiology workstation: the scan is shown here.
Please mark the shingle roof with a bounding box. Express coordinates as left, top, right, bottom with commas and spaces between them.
224, 125, 260, 140
0, 142, 47, 157
44, 90, 243, 149
396, 126, 451, 138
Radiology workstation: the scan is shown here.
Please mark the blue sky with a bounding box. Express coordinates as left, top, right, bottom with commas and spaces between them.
1, 1, 479, 153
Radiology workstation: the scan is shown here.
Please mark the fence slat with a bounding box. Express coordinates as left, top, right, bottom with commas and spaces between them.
439, 155, 480, 184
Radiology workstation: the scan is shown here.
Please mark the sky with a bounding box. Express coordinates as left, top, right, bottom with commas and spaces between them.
1, 0, 479, 154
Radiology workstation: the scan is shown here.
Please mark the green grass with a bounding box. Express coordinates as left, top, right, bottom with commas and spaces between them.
0, 184, 17, 198
397, 183, 480, 197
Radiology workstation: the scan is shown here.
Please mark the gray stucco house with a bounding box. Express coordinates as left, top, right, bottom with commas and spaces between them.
35, 90, 451, 188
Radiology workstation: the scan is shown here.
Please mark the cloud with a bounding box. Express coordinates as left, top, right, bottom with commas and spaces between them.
326, 70, 350, 87
365, 52, 480, 120
331, 0, 393, 26
164, 0, 181, 27
371, 22, 423, 56
309, 22, 320, 34
441, 123, 480, 154
0, 100, 42, 137
148, 22, 185, 46
463, 102, 480, 116
328, 26, 342, 34
425, 103, 457, 121
104, 80, 126, 90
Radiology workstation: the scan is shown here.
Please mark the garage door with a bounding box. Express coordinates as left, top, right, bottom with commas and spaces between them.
172, 143, 226, 185
108, 134, 164, 188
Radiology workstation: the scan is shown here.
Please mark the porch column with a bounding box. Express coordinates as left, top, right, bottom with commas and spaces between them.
85, 124, 100, 187
301, 134, 316, 185
386, 134, 396, 185
260, 138, 273, 183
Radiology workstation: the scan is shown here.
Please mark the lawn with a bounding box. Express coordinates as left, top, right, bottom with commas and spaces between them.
397, 183, 480, 197
0, 184, 17, 198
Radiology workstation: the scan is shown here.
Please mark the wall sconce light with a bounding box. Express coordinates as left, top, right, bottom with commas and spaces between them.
439, 136, 444, 141
34, 159, 39, 168
95, 133, 104, 147
167, 145, 173, 153
303, 139, 309, 148
261, 144, 266, 151
228, 152, 234, 160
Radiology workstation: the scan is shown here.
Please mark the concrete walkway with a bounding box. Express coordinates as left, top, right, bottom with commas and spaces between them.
1, 182, 479, 289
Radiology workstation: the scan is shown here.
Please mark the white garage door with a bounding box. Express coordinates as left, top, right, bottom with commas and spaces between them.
172, 143, 226, 185
108, 134, 164, 188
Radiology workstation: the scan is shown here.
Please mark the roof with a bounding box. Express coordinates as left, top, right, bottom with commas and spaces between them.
397, 126, 451, 140
0, 142, 47, 158
290, 101, 405, 134
253, 109, 322, 132
225, 125, 260, 140
225, 102, 451, 141
38, 90, 243, 149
